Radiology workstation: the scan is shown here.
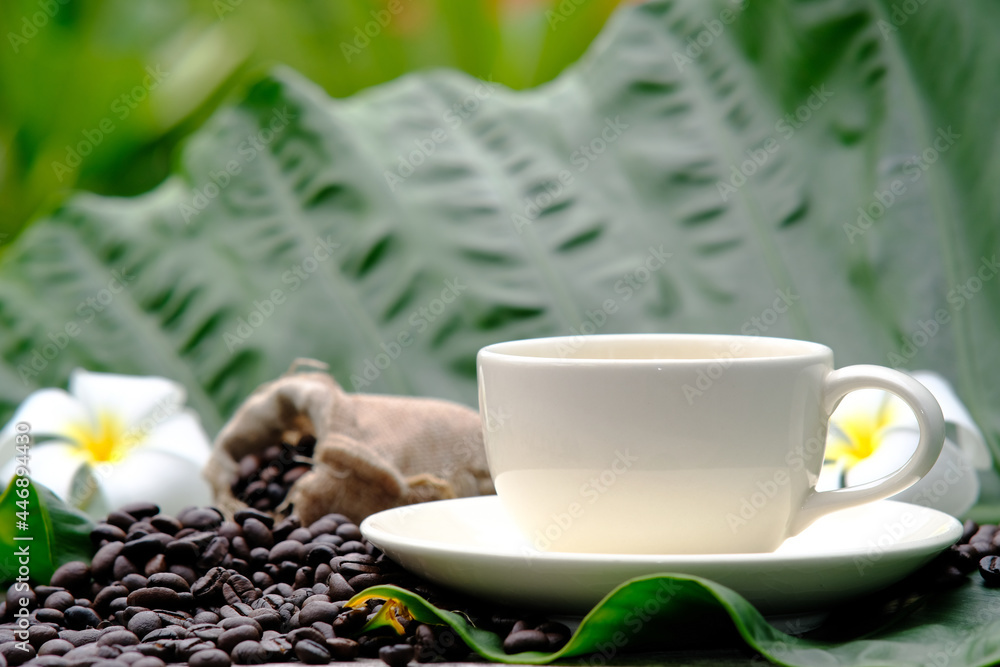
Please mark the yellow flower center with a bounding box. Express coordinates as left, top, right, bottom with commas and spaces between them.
826, 399, 902, 469
63, 411, 133, 463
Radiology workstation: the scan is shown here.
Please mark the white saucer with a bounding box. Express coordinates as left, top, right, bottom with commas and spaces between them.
360, 496, 962, 614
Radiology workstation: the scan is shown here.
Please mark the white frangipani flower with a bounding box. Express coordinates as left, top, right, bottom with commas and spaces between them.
819, 370, 990, 517
0, 369, 214, 517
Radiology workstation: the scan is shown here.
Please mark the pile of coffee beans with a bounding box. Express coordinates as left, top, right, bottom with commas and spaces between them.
945, 519, 1000, 585
230, 435, 317, 513
0, 503, 570, 667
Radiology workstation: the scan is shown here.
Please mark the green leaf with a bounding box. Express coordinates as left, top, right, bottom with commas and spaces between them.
0, 476, 94, 586
0, 0, 996, 462
348, 575, 1000, 666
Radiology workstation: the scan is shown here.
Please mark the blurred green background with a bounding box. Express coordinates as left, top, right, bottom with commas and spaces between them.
0, 0, 624, 243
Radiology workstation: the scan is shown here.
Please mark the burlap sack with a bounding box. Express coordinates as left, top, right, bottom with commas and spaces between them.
204, 362, 494, 526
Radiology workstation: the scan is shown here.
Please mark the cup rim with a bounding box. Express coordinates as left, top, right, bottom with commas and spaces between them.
478, 333, 832, 364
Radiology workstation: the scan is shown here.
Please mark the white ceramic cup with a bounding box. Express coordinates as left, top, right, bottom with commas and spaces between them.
477, 334, 945, 554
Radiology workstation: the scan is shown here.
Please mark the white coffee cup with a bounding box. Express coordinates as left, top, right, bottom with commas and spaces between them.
477, 334, 944, 554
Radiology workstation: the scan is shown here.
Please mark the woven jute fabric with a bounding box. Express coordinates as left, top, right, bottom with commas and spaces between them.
204, 365, 494, 526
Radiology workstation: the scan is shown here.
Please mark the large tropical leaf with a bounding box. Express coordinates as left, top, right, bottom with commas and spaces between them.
0, 0, 996, 464
343, 576, 1000, 667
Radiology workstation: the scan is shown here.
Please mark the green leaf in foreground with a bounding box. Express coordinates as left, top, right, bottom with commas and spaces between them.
0, 476, 94, 586
347, 575, 1000, 667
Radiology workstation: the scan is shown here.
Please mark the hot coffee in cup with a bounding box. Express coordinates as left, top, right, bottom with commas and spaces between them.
477, 334, 944, 554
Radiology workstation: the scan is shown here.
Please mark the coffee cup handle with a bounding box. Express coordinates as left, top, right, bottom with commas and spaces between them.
791, 365, 945, 535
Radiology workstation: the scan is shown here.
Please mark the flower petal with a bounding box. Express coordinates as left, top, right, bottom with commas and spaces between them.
846, 430, 978, 517
0, 389, 89, 462
0, 441, 89, 502
97, 448, 213, 515
911, 371, 991, 468
130, 410, 212, 466
69, 369, 187, 431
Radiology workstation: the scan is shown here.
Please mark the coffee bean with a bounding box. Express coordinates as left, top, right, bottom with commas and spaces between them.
338, 541, 367, 555
259, 636, 294, 662
232, 509, 272, 529
311, 534, 344, 548
123, 535, 169, 563
298, 545, 330, 570
144, 574, 189, 594
246, 609, 280, 632
180, 638, 217, 660
93, 586, 129, 614
144, 554, 169, 577
62, 643, 111, 660
140, 626, 190, 642
91, 524, 127, 544
230, 640, 267, 665
96, 630, 139, 647
38, 639, 75, 656
191, 568, 228, 603
133, 642, 172, 660
64, 606, 101, 630
116, 502, 159, 519
326, 572, 357, 600
271, 517, 301, 543
181, 509, 223, 531
239, 520, 273, 551
28, 624, 59, 649
189, 612, 219, 625
44, 591, 76, 612
126, 522, 153, 541
297, 601, 339, 626
284, 627, 323, 646
981, 556, 1000, 586
293, 567, 314, 590
950, 544, 981, 574
503, 629, 551, 654
331, 608, 367, 634
32, 656, 68, 667
230, 539, 252, 564
218, 522, 243, 542
242, 481, 268, 504
226, 575, 255, 603
347, 573, 382, 590
50, 563, 91, 596
305, 517, 339, 539
126, 588, 180, 611
285, 527, 311, 543
148, 515, 182, 536
378, 643, 414, 667
106, 511, 137, 532
197, 537, 230, 569
169, 566, 198, 585
218, 617, 261, 633
267, 541, 302, 563
113, 556, 139, 581
126, 611, 162, 639
163, 540, 198, 566
338, 561, 378, 579
36, 609, 65, 625
294, 639, 330, 664
91, 659, 125, 667
322, 637, 358, 661
130, 657, 166, 667
335, 524, 362, 542
188, 648, 231, 667
57, 629, 100, 647
0, 642, 36, 666
282, 466, 310, 486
